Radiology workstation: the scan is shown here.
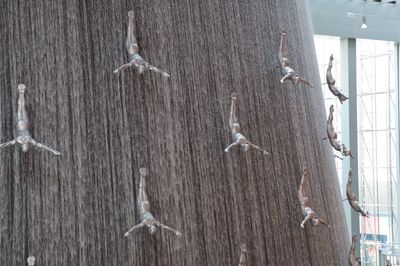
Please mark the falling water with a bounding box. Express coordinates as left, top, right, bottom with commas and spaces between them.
0, 0, 349, 265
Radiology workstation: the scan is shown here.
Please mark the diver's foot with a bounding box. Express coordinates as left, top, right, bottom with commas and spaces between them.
139, 167, 149, 176
18, 84, 26, 93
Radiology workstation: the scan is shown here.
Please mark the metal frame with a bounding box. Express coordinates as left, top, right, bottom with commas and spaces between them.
316, 35, 399, 265
356, 39, 398, 265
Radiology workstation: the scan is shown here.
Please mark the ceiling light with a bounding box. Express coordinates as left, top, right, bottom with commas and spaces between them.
361, 16, 368, 29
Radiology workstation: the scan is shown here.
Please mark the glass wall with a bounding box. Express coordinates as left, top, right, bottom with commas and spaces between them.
315, 35, 398, 265
357, 39, 397, 265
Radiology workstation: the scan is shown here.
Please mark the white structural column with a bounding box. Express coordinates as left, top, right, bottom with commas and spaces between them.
396, 42, 400, 245
340, 38, 360, 256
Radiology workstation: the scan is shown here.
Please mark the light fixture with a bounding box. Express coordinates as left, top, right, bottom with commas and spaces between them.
361, 16, 368, 29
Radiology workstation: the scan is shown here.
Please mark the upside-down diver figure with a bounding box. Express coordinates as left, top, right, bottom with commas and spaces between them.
124, 168, 182, 237
114, 10, 170, 78
277, 31, 312, 87
324, 105, 353, 158
298, 167, 329, 228
326, 54, 348, 104
347, 169, 369, 217
224, 93, 270, 155
0, 84, 61, 155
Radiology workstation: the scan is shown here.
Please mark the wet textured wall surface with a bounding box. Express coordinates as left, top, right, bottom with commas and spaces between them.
0, 0, 349, 265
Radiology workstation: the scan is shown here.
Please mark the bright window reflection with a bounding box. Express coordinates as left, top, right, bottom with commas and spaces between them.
357, 39, 397, 266
315, 35, 398, 265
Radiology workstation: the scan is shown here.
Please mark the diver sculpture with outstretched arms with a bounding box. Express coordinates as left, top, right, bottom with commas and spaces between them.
324, 105, 353, 158
298, 167, 329, 228
0, 84, 61, 155
224, 93, 270, 155
277, 31, 312, 87
114, 10, 170, 78
326, 54, 348, 104
347, 169, 369, 217
124, 168, 182, 237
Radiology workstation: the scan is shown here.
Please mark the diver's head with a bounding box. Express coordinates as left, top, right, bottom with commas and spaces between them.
346, 149, 354, 158
138, 65, 145, 74
341, 145, 352, 157
329, 104, 334, 113
312, 218, 320, 226
242, 143, 250, 152
149, 224, 157, 234
22, 143, 29, 153
139, 167, 149, 176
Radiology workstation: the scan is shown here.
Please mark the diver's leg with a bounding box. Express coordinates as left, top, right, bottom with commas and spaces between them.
138, 168, 149, 203
327, 54, 334, 72
229, 93, 238, 130
279, 31, 286, 54
239, 244, 247, 266
125, 10, 138, 55
17, 84, 28, 122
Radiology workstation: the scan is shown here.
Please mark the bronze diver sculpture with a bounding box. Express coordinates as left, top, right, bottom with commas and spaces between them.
124, 168, 182, 237
224, 93, 270, 155
326, 54, 348, 104
114, 10, 170, 78
347, 169, 369, 217
298, 167, 329, 228
278, 31, 312, 87
324, 105, 353, 158
0, 84, 61, 155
